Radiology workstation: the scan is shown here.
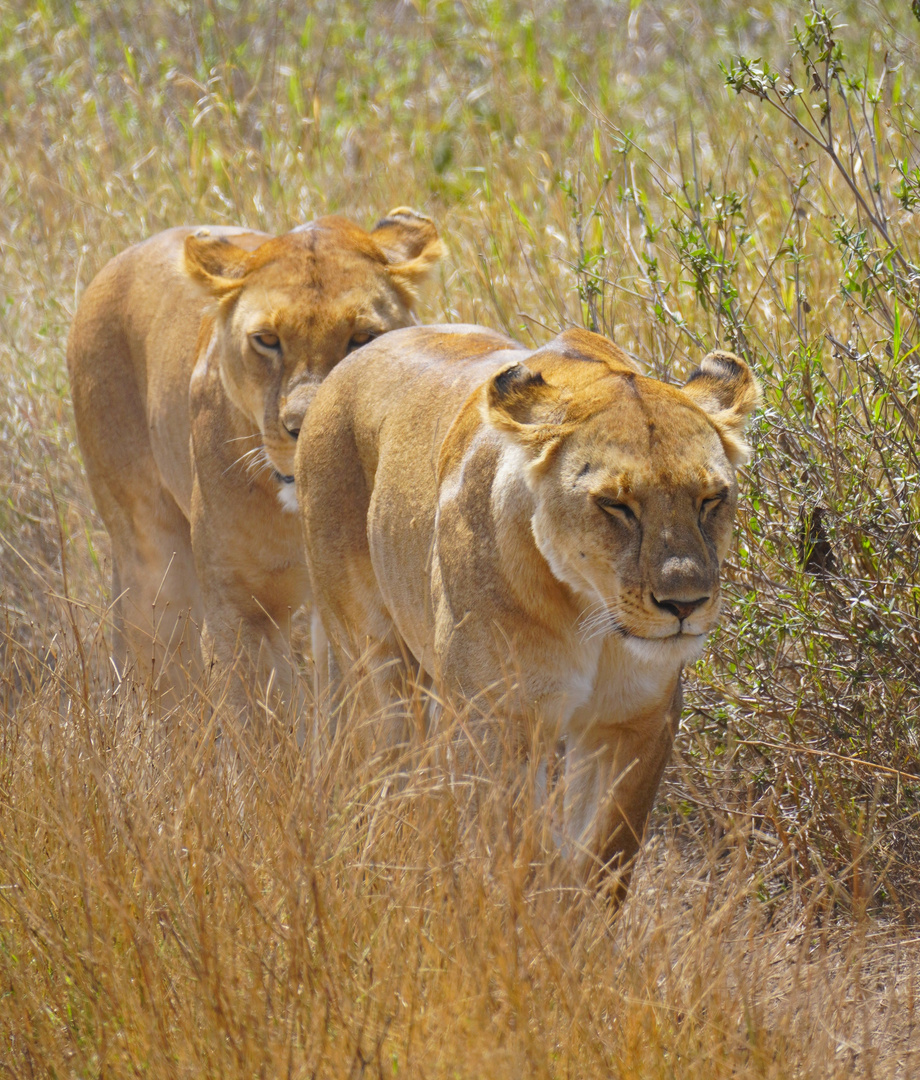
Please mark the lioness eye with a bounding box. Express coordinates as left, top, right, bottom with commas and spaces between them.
597, 498, 637, 523
700, 495, 724, 520
251, 331, 281, 355
347, 331, 375, 353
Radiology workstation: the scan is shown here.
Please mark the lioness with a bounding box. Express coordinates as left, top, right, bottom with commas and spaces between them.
298, 325, 759, 889
67, 209, 443, 710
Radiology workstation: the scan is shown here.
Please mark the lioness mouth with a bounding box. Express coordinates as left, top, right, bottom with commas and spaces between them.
274, 471, 295, 485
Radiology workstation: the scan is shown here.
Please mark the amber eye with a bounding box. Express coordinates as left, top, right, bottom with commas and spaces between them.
251, 331, 281, 356
347, 331, 375, 353
700, 495, 725, 521
597, 498, 637, 523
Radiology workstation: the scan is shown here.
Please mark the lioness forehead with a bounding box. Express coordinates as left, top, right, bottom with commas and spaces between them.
569, 381, 730, 479
249, 239, 387, 283
232, 229, 406, 328
568, 372, 711, 433
257, 217, 388, 269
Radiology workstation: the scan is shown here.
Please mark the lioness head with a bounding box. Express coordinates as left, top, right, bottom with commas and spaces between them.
183, 208, 443, 483
486, 334, 760, 664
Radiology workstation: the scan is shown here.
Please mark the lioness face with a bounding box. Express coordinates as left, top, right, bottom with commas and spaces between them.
186, 211, 443, 482
533, 392, 735, 661
487, 353, 759, 665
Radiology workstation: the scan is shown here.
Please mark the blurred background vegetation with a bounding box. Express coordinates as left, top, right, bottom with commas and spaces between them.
2, 1, 920, 1075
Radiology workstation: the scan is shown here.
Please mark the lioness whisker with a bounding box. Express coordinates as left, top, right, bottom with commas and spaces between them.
577, 599, 614, 629
224, 434, 263, 444
577, 601, 631, 643
224, 445, 267, 477
578, 597, 613, 622
247, 452, 275, 480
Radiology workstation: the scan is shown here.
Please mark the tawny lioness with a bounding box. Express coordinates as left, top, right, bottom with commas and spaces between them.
297, 324, 759, 889
68, 209, 443, 711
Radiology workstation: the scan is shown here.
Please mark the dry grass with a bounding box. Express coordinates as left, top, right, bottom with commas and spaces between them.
2, 0, 920, 1075
3, 629, 919, 1078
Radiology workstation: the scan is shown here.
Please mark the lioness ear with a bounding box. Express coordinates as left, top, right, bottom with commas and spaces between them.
485, 363, 569, 447
682, 350, 762, 465
183, 233, 253, 295
372, 207, 445, 293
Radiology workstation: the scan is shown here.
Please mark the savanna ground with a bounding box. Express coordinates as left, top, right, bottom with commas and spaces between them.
2, 1, 920, 1075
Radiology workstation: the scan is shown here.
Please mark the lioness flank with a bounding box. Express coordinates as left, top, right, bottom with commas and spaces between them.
67, 209, 443, 710
298, 325, 760, 890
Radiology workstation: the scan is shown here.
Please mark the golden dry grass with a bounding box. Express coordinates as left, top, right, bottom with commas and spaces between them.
2, 1, 920, 1075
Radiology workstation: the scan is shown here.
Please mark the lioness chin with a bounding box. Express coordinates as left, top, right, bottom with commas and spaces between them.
67, 209, 443, 712
298, 324, 759, 894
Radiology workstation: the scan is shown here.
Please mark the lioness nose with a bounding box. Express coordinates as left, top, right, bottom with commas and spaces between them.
652, 595, 709, 621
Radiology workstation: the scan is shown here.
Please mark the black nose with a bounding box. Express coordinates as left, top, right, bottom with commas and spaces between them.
652, 595, 709, 621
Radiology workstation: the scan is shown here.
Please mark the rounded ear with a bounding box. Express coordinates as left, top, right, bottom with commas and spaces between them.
682, 350, 762, 465
484, 363, 569, 447
371, 207, 445, 291
183, 232, 255, 295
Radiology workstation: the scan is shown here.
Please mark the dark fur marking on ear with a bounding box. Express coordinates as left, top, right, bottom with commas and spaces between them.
687, 352, 744, 385
373, 208, 432, 230
706, 350, 743, 371
685, 368, 737, 388
375, 215, 410, 230
493, 365, 546, 396
192, 232, 244, 249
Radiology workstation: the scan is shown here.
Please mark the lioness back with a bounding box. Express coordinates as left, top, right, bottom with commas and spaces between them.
298, 323, 759, 891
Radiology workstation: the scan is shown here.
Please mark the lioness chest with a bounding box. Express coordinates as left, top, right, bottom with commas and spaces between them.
565, 637, 683, 739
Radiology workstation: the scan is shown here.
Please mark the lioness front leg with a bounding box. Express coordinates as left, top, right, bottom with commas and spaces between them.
563, 695, 679, 897
317, 606, 421, 763
199, 591, 304, 724
102, 476, 203, 704
190, 482, 310, 727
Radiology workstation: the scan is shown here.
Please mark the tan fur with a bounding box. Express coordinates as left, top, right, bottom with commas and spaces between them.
67, 210, 443, 710
298, 325, 760, 891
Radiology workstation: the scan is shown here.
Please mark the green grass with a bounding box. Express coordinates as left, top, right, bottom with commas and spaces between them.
2, 0, 920, 1075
